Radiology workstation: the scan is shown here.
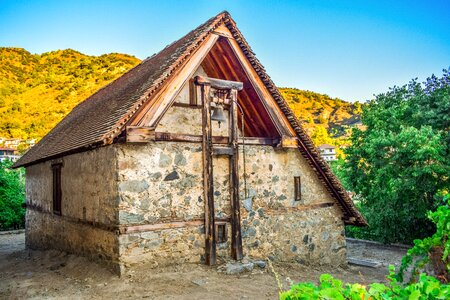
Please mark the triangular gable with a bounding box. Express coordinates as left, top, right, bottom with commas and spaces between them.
13, 11, 366, 226
128, 25, 293, 139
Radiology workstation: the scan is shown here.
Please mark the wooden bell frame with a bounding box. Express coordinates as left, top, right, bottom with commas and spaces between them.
194, 75, 244, 265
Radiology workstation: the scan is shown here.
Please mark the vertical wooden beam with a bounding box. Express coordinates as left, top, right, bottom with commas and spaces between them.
189, 79, 197, 106
229, 89, 243, 260
200, 84, 216, 265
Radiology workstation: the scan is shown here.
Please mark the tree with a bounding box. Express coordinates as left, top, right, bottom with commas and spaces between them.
345, 69, 450, 244
0, 160, 25, 230
310, 125, 334, 145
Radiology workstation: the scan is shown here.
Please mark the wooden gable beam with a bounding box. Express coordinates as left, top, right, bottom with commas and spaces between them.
195, 75, 243, 90
212, 25, 296, 137
129, 33, 220, 128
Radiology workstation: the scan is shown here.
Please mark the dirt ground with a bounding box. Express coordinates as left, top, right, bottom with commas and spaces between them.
0, 232, 407, 299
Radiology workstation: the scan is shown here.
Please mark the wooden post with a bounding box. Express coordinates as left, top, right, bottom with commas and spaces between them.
195, 75, 244, 265
200, 84, 216, 265
229, 89, 243, 260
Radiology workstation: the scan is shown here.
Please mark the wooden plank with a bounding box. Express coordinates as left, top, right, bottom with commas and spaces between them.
212, 41, 274, 137
203, 52, 262, 137
263, 202, 335, 215
172, 102, 202, 109
200, 84, 216, 266
195, 75, 243, 91
153, 132, 276, 145
229, 89, 243, 260
118, 217, 231, 234
212, 146, 234, 156
205, 43, 267, 137
126, 126, 155, 142
294, 176, 302, 202
120, 220, 204, 234
240, 137, 276, 145
155, 132, 203, 143
189, 79, 198, 106
348, 258, 382, 268
131, 34, 220, 127
279, 136, 299, 148
222, 35, 296, 136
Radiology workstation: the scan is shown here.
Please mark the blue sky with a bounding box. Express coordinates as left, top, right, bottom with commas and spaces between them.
1, 0, 449, 102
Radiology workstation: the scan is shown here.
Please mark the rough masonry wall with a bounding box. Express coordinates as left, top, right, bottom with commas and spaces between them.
25, 146, 120, 270
116, 141, 346, 267
116, 64, 346, 267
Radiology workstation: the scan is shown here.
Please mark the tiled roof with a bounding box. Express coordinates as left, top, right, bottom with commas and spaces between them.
13, 11, 366, 226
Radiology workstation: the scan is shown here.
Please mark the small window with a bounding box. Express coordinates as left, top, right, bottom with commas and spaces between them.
294, 176, 302, 202
52, 163, 62, 215
216, 223, 227, 244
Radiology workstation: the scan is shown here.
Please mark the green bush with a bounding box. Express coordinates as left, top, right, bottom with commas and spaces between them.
0, 160, 25, 230
397, 194, 450, 283
280, 267, 450, 300
282, 199, 450, 299
344, 69, 450, 244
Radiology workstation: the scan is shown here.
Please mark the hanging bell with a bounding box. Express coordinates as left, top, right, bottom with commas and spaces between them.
211, 105, 227, 127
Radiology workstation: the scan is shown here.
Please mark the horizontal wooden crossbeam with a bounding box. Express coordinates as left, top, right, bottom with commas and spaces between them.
126, 127, 296, 146
194, 75, 243, 91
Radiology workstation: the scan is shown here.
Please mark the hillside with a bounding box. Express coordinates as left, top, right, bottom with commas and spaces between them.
279, 88, 362, 137
0, 48, 361, 149
0, 47, 140, 141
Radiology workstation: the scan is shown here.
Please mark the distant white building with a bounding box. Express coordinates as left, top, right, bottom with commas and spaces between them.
26, 139, 37, 148
3, 138, 22, 149
318, 144, 337, 161
0, 147, 21, 162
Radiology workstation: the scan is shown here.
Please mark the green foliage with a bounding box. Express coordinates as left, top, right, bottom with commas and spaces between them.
310, 126, 334, 146
0, 160, 25, 230
344, 69, 450, 244
283, 198, 450, 299
280, 266, 450, 300
397, 195, 450, 283
329, 159, 351, 191
0, 47, 140, 140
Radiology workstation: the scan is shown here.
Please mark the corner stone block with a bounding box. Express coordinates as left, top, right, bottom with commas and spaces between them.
119, 211, 145, 224
118, 180, 149, 193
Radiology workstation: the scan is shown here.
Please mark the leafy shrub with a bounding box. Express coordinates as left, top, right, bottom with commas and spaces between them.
344, 69, 450, 244
280, 267, 450, 300
0, 160, 25, 230
397, 194, 450, 283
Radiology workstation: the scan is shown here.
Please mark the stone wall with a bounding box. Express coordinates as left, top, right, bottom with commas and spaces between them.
116, 141, 346, 267
25, 146, 120, 271
24, 62, 347, 270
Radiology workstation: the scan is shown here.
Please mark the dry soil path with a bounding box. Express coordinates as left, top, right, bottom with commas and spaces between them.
0, 232, 407, 299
